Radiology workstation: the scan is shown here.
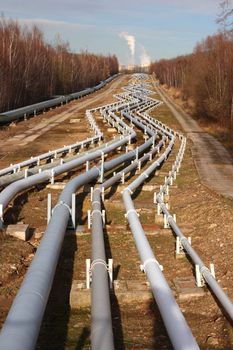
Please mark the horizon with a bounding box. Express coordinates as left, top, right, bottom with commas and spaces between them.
1, 0, 220, 65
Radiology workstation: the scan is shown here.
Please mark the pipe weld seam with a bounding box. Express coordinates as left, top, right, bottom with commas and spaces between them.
142, 172, 149, 179
53, 201, 71, 213
200, 266, 210, 276
125, 208, 138, 218
123, 187, 133, 194
93, 186, 102, 193
92, 209, 102, 216
142, 258, 161, 271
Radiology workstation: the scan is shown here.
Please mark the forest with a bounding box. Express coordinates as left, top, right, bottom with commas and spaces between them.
149, 31, 233, 131
0, 17, 118, 113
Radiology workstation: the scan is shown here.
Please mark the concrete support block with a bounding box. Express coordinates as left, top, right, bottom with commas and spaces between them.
142, 184, 160, 191
69, 119, 81, 123
107, 128, 116, 133
6, 224, 30, 241
70, 280, 153, 309
46, 182, 67, 190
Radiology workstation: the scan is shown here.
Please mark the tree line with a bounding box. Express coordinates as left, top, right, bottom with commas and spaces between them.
0, 17, 118, 113
150, 32, 233, 130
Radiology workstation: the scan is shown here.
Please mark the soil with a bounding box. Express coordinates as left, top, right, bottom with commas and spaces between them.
155, 83, 233, 200
0, 74, 232, 349
160, 84, 233, 158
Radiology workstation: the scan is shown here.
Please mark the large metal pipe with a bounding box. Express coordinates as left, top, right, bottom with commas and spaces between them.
120, 77, 199, 349
0, 88, 161, 225
154, 133, 233, 322
157, 191, 233, 322
0, 110, 137, 227
122, 154, 199, 349
89, 89, 198, 350
91, 188, 114, 350
0, 74, 119, 125
0, 168, 100, 350
89, 87, 172, 350
0, 98, 135, 185
0, 96, 128, 177
0, 95, 157, 349
0, 139, 106, 188
0, 83, 162, 349
0, 75, 201, 350
122, 190, 199, 350
0, 135, 101, 177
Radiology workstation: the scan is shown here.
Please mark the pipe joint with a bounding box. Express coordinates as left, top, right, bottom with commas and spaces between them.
92, 209, 102, 216
140, 258, 163, 273
91, 258, 108, 271
53, 200, 71, 214
125, 208, 139, 218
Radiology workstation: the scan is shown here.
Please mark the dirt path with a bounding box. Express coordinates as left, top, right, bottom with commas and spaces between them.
155, 84, 233, 200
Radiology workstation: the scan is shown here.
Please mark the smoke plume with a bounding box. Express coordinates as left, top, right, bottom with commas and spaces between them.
119, 31, 136, 58
140, 45, 151, 67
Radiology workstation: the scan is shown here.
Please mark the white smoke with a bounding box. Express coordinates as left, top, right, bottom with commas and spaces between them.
119, 31, 136, 58
140, 45, 151, 67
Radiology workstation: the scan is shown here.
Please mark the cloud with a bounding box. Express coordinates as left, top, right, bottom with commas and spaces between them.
119, 31, 136, 57
16, 17, 94, 30
154, 0, 219, 15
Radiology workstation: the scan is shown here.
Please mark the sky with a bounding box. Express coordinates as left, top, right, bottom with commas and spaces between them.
0, 0, 221, 65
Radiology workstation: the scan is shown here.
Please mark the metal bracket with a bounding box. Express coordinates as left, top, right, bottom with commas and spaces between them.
125, 208, 139, 218
47, 193, 76, 229
176, 236, 191, 255
195, 265, 205, 287
164, 214, 176, 228
137, 161, 141, 171
140, 258, 163, 273
153, 192, 157, 204
99, 152, 105, 183
101, 187, 105, 202
121, 172, 125, 184
50, 169, 55, 184
87, 209, 106, 229
168, 172, 173, 185
0, 204, 4, 229
195, 264, 215, 287
90, 187, 94, 201
86, 258, 113, 289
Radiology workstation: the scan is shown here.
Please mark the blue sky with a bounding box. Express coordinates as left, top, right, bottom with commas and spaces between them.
1, 0, 220, 65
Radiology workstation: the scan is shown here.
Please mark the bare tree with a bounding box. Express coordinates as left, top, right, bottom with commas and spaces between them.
150, 33, 233, 130
0, 17, 119, 113
217, 0, 233, 30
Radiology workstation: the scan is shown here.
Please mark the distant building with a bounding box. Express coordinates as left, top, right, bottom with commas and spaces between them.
119, 64, 127, 72
119, 64, 150, 73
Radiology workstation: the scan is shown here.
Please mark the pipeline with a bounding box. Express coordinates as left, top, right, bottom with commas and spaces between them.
90, 121, 166, 349
1, 74, 222, 349
0, 97, 128, 177
0, 87, 165, 349
0, 99, 137, 186
121, 145, 199, 349
155, 138, 233, 322
120, 76, 199, 350
0, 74, 119, 125
0, 89, 160, 227
0, 168, 100, 350
0, 97, 140, 227
89, 83, 200, 349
